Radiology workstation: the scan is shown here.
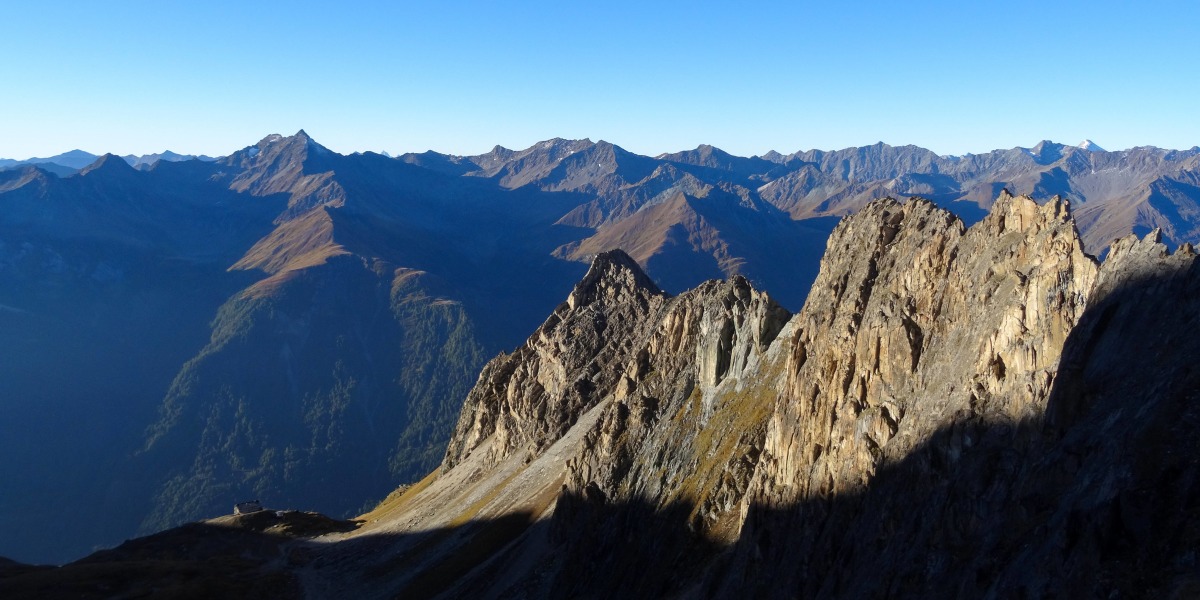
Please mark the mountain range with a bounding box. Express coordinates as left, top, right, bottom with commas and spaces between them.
0, 149, 216, 173
4, 193, 1197, 598
1, 131, 1199, 565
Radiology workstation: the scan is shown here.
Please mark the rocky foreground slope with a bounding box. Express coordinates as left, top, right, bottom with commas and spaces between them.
6, 192, 1198, 598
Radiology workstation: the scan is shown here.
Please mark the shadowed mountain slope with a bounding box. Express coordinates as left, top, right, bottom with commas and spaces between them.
0, 132, 589, 562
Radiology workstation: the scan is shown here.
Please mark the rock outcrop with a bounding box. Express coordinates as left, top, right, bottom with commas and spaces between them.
723, 192, 1102, 597
442, 249, 670, 471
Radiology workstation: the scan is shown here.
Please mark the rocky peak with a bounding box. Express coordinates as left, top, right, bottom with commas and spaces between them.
0, 165, 53, 193
749, 191, 1095, 503
466, 138, 602, 187
556, 274, 791, 537
760, 150, 785, 163
1028, 140, 1067, 164
441, 250, 670, 470
79, 153, 138, 177
265, 129, 329, 156
1087, 227, 1195, 308
220, 131, 345, 214
983, 189, 1073, 233
512, 138, 596, 165
566, 249, 662, 310
671, 143, 728, 163
235, 130, 331, 164
1106, 227, 1166, 262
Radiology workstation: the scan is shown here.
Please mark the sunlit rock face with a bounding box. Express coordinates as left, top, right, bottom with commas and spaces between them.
750, 192, 1097, 507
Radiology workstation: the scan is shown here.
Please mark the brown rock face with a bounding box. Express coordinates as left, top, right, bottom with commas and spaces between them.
750, 192, 1096, 508
441, 249, 670, 472
721, 192, 1105, 597
562, 274, 791, 536
440, 245, 795, 534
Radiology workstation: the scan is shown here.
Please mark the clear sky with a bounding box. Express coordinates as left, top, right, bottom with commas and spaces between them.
2, 1, 1198, 159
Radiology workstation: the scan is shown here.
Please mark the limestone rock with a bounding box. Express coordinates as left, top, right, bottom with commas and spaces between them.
724, 191, 1103, 597
442, 249, 669, 472
749, 192, 1096, 508
562, 275, 790, 541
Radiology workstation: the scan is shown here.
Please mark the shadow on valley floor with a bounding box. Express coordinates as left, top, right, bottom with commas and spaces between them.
4, 255, 1200, 600
0, 511, 353, 599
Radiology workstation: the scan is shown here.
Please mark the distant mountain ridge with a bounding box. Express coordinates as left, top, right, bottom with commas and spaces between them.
0, 149, 215, 173
9, 136, 1200, 253
401, 137, 1200, 253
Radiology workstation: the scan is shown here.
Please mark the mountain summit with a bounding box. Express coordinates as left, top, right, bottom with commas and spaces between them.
78, 153, 138, 176
566, 249, 663, 310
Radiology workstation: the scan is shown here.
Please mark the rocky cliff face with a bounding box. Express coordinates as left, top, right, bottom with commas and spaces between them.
724, 194, 1197, 599
438, 246, 793, 544
722, 192, 1102, 597
442, 249, 670, 471
744, 191, 1095, 531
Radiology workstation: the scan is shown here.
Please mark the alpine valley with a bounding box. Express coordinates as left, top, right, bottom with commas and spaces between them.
1, 134, 1199, 597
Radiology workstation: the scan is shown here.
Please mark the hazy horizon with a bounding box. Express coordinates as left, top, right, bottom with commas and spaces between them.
3, 1, 1198, 158
5, 132, 1194, 165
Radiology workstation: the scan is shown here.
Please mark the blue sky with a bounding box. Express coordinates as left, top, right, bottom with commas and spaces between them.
2, 1, 1197, 158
